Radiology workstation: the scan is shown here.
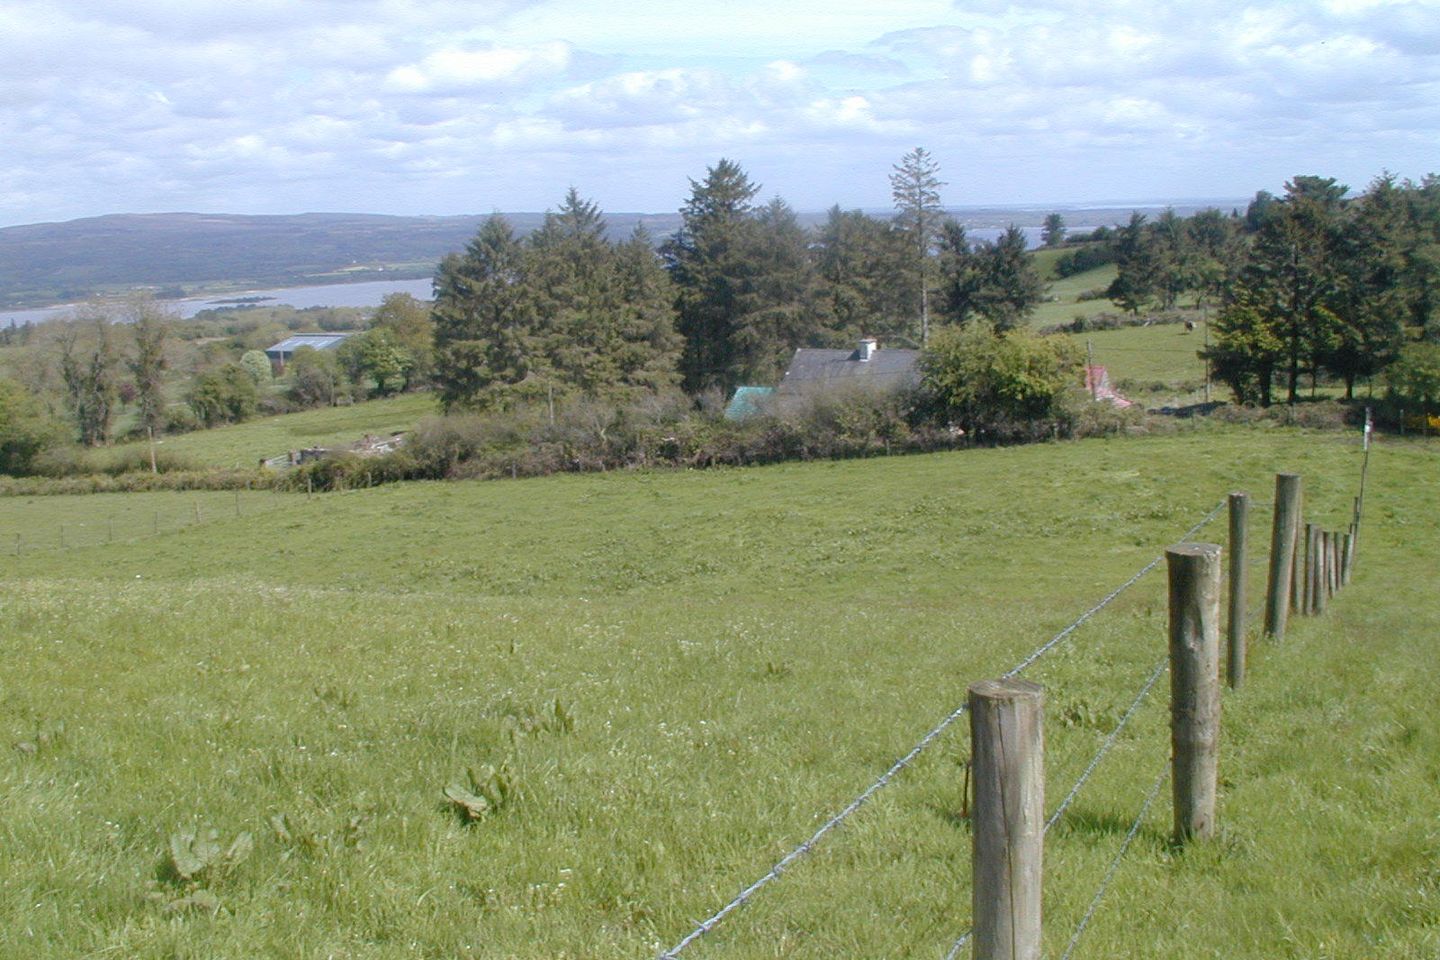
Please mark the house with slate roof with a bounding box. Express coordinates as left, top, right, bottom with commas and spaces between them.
773, 338, 920, 410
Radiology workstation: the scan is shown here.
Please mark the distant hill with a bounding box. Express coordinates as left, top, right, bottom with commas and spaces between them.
0, 202, 1242, 309
0, 210, 684, 309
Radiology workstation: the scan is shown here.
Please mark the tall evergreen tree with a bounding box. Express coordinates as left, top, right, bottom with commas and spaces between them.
431, 215, 533, 411
812, 206, 913, 344
611, 225, 683, 396
890, 147, 945, 344
1107, 212, 1161, 316
663, 159, 762, 395
1241, 176, 1349, 404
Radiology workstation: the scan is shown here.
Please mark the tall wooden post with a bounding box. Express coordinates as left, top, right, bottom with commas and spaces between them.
1329, 533, 1341, 596
1311, 526, 1327, 615
1167, 543, 1222, 843
1226, 493, 1249, 689
970, 678, 1045, 960
1265, 474, 1302, 639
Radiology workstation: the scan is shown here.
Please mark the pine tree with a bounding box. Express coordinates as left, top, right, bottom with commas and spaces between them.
663, 159, 762, 395
890, 147, 945, 344
431, 216, 533, 411
813, 206, 913, 344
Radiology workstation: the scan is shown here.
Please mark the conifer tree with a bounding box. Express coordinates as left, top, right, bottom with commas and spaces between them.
889, 147, 945, 344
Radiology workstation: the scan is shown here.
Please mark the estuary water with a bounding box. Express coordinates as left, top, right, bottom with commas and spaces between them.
1, 277, 434, 328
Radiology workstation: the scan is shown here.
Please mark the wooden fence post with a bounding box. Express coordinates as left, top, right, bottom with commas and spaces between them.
1227, 493, 1249, 689
1336, 526, 1347, 587
1312, 527, 1328, 615
970, 678, 1045, 960
1296, 521, 1307, 613
1265, 474, 1302, 639
1168, 543, 1222, 843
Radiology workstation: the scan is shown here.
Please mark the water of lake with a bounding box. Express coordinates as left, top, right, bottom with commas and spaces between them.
0, 277, 435, 328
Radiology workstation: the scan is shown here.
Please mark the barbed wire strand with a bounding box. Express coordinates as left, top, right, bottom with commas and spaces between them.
658, 499, 1226, 960
1045, 656, 1168, 835
1057, 764, 1170, 960
1001, 499, 1225, 681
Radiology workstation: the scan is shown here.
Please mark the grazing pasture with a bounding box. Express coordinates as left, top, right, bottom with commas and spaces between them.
2, 427, 1437, 958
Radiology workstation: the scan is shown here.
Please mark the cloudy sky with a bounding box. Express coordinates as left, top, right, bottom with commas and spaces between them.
2, 0, 1436, 227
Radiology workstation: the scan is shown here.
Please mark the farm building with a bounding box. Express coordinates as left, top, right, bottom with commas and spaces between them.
774, 338, 920, 410
263, 333, 355, 373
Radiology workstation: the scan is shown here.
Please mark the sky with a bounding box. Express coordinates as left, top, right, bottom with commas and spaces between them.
2, 0, 1437, 227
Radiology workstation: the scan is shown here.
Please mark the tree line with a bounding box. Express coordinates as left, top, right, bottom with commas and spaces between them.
1041, 174, 1440, 408
431, 150, 1044, 411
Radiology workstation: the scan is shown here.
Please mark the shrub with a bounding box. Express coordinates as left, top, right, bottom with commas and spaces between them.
188, 364, 259, 428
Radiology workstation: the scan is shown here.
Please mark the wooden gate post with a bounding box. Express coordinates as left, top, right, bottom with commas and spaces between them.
1265, 474, 1302, 639
970, 678, 1045, 960
1227, 493, 1249, 689
1167, 543, 1223, 843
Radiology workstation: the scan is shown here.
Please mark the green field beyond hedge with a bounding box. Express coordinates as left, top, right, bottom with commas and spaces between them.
3, 426, 1438, 958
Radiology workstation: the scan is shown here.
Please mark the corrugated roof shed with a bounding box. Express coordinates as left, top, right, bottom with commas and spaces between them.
264, 333, 354, 360
725, 386, 775, 420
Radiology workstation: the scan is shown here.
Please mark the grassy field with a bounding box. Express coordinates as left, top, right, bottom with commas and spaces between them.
3, 426, 1438, 958
134, 392, 436, 469
1068, 322, 1214, 405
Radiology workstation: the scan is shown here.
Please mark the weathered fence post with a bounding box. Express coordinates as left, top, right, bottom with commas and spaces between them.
970, 678, 1045, 960
59, 524, 65, 550
1289, 521, 1302, 614
1327, 531, 1337, 601
1265, 474, 1302, 639
1336, 526, 1347, 587
1312, 527, 1328, 615
153, 510, 160, 536
1168, 542, 1222, 843
193, 500, 201, 524
1227, 493, 1249, 689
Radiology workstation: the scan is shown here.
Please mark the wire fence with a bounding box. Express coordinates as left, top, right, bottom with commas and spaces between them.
658, 424, 1370, 960
659, 498, 1228, 960
0, 488, 292, 555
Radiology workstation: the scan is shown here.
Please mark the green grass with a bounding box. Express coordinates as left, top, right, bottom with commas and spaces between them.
3, 426, 1438, 958
139, 393, 436, 469
1067, 322, 1214, 405
1033, 263, 1120, 329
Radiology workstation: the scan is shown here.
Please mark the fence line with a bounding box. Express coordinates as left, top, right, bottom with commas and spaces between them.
3, 487, 298, 556
658, 499, 1227, 960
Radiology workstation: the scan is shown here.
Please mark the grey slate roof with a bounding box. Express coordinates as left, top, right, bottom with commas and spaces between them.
775, 346, 920, 397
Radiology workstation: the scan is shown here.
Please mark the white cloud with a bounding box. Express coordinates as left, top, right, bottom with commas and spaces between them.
0, 0, 1436, 224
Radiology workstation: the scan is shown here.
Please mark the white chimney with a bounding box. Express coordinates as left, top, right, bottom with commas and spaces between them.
858, 337, 878, 362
